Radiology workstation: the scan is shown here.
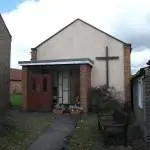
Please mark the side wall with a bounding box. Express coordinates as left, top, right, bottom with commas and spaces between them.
36, 21, 127, 101
0, 17, 11, 117
143, 68, 150, 142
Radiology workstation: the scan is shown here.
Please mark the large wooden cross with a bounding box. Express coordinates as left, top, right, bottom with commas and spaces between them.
96, 46, 119, 87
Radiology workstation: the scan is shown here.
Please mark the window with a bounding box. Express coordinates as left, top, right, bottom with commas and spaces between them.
43, 78, 47, 92
32, 79, 36, 91
138, 78, 144, 108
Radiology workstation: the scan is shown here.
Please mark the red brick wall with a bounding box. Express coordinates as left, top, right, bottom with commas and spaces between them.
124, 44, 131, 102
80, 65, 91, 112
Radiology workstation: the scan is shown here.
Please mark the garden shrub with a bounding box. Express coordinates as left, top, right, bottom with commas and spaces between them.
88, 85, 122, 114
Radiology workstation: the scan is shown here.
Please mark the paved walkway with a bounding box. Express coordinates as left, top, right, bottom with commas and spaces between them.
28, 115, 78, 150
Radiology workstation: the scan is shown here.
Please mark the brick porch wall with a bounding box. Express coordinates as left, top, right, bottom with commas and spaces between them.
124, 44, 131, 102
80, 64, 91, 112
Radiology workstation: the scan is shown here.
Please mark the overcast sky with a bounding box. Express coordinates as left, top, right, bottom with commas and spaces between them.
1, 0, 150, 74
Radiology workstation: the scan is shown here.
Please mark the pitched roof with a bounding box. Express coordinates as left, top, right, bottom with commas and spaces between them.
132, 60, 150, 80
33, 18, 131, 50
10, 69, 22, 81
0, 14, 12, 38
132, 66, 150, 80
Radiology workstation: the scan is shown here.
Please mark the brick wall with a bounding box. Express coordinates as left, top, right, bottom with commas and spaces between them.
10, 80, 22, 94
80, 64, 91, 112
124, 44, 131, 102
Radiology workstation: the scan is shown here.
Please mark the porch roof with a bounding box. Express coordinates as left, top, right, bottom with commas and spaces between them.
18, 58, 94, 66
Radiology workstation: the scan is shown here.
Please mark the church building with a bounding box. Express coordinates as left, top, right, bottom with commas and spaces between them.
19, 19, 131, 112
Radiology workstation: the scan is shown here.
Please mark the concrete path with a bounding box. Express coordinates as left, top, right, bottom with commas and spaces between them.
28, 115, 78, 150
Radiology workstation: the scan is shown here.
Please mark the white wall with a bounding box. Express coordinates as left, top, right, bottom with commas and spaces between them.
37, 20, 125, 100
132, 76, 144, 132
138, 77, 144, 108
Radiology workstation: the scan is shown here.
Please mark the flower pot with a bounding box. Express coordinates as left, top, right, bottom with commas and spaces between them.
53, 109, 63, 114
71, 110, 81, 114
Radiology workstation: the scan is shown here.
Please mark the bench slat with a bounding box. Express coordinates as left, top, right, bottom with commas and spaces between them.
97, 109, 129, 146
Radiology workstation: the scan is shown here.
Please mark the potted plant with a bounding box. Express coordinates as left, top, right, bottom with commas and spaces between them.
71, 105, 82, 114
53, 103, 64, 114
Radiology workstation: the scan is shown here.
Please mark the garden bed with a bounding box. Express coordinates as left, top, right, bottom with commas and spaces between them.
67, 113, 133, 150
67, 113, 104, 150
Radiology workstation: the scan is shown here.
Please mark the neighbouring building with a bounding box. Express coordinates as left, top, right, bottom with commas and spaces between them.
10, 68, 22, 94
0, 14, 11, 113
19, 19, 131, 112
132, 60, 150, 143
132, 67, 146, 132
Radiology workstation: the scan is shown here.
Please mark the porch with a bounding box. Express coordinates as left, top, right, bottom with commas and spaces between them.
19, 58, 93, 112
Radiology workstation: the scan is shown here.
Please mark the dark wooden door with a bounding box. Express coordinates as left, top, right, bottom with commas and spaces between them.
28, 73, 52, 111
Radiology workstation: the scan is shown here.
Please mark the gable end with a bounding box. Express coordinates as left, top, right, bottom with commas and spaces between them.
33, 18, 131, 51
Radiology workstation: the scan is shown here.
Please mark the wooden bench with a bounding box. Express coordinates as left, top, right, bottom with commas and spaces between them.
97, 109, 129, 146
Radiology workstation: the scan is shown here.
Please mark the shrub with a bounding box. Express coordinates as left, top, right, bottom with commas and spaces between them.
88, 85, 122, 114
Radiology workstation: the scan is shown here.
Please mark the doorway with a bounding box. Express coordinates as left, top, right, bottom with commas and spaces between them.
29, 73, 52, 111
52, 71, 71, 104
58, 71, 71, 104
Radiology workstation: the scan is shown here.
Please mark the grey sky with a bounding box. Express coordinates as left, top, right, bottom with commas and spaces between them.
2, 0, 150, 74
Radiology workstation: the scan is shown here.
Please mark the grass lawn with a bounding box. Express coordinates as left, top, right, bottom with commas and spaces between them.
10, 94, 22, 108
0, 111, 56, 150
68, 113, 105, 150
